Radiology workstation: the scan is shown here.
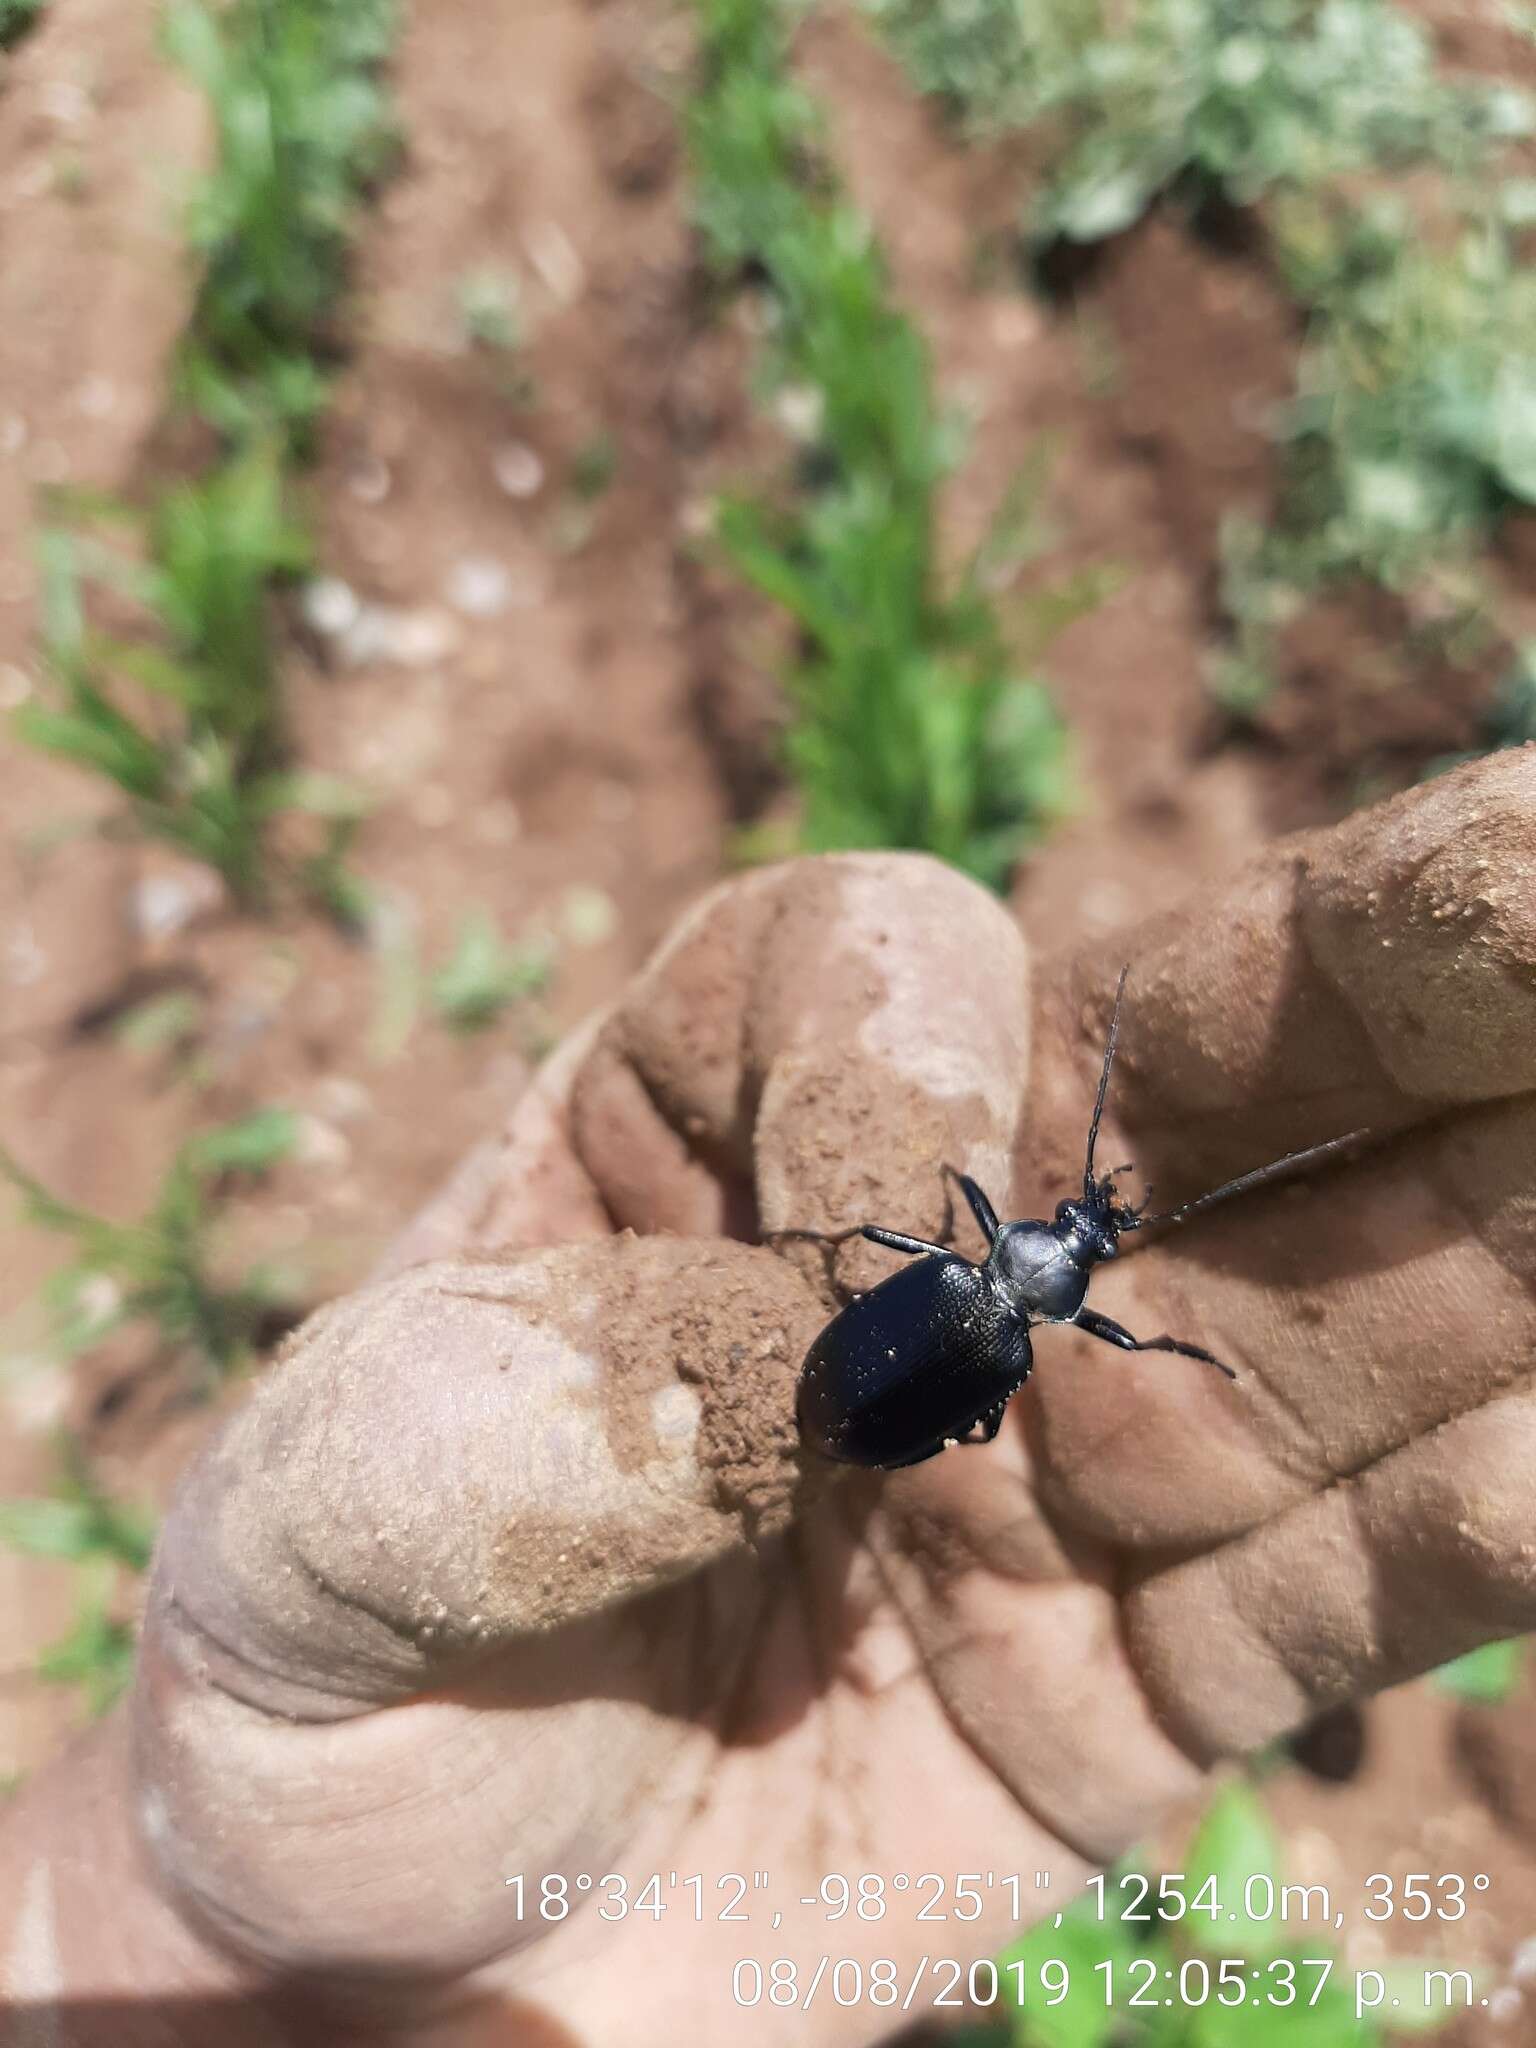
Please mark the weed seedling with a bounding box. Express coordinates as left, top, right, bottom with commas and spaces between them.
18, 0, 403, 910
456, 265, 537, 404
0, 1109, 300, 1388
0, 0, 43, 47
868, 0, 1536, 735
21, 449, 310, 904
0, 1440, 155, 1719
689, 0, 1099, 890
987, 1778, 1456, 2045
428, 908, 553, 1034
1433, 1637, 1528, 1706
868, 0, 1522, 246
164, 0, 401, 453
458, 265, 525, 355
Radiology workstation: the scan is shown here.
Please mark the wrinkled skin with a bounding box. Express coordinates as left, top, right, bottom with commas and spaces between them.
4, 753, 1536, 2047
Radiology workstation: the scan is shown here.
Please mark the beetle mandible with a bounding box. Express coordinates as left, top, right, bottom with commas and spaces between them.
791, 968, 1366, 1470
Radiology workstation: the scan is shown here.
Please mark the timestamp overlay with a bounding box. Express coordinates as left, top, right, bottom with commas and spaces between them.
503, 1866, 1498, 2020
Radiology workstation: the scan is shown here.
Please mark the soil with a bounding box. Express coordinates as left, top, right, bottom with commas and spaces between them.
2, 0, 1535, 2033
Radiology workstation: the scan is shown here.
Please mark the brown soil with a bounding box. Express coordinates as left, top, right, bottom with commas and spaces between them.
2, 0, 1534, 2031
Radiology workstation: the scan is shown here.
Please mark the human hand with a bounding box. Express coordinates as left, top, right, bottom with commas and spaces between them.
4, 751, 1535, 2047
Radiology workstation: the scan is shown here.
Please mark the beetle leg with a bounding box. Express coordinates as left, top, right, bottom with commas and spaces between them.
766, 1224, 865, 1250
862, 1225, 956, 1259
942, 1164, 1001, 1248
766, 1223, 953, 1259
958, 1398, 1009, 1446
1074, 1306, 1237, 1382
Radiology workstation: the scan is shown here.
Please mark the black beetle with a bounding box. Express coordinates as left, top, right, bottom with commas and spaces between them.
792, 969, 1365, 1470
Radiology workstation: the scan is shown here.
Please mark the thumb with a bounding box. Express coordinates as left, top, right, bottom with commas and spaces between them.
145, 1238, 820, 1720
133, 1237, 820, 1982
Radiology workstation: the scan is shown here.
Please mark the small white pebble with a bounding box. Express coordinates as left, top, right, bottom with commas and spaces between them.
6, 921, 44, 987
341, 603, 459, 668
493, 442, 545, 498
39, 79, 91, 127
75, 1273, 123, 1326
523, 219, 584, 303
302, 576, 361, 637
347, 453, 391, 504
313, 1075, 373, 1123
73, 375, 116, 420
774, 383, 824, 443
133, 869, 223, 941
293, 1112, 350, 1170
446, 556, 512, 619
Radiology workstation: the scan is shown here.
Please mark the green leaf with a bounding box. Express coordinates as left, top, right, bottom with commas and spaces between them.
113, 990, 205, 1055
183, 1108, 298, 1177
1390, 1961, 1473, 2031
1002, 1885, 1145, 2048
429, 910, 552, 1033
1432, 1636, 1527, 1704
1186, 1965, 1371, 2048
1488, 362, 1536, 501
0, 1497, 104, 1561
34, 1565, 138, 1719
1049, 162, 1161, 242
0, 1445, 155, 1574
1185, 1781, 1288, 1960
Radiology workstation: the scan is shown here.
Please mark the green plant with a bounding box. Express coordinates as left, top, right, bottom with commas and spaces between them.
1479, 647, 1536, 753
165, 0, 401, 452
869, 0, 1536, 732
987, 1782, 1453, 2047
1433, 1636, 1528, 1705
112, 989, 207, 1059
1214, 187, 1536, 702
552, 431, 619, 550
1267, 189, 1536, 585
868, 0, 1523, 245
18, 0, 401, 906
366, 902, 555, 1056
569, 432, 618, 502
429, 909, 552, 1033
689, 0, 1096, 889
0, 0, 43, 46
0, 1108, 299, 1385
457, 265, 525, 355
0, 1442, 155, 1719
21, 450, 313, 901
455, 264, 538, 405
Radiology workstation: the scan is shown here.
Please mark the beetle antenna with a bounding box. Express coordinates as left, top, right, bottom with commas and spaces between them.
1083, 966, 1130, 1201
1121, 1128, 1370, 1232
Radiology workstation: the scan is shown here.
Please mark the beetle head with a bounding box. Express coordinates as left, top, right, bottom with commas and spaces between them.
1052, 1194, 1121, 1267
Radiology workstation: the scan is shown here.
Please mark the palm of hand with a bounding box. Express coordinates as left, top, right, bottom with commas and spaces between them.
130, 754, 1536, 2045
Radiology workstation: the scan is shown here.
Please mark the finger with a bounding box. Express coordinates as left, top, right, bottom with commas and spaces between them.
147, 1238, 820, 1719
1026, 750, 1536, 1531
1030, 749, 1536, 1200
133, 1236, 823, 1978
1126, 1378, 1536, 1762
1032, 1093, 1536, 1532
567, 853, 1032, 1287
1019, 752, 1536, 1699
